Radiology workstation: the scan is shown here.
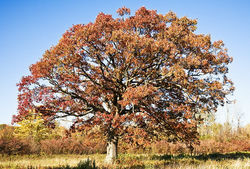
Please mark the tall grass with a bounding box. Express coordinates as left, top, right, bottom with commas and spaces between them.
0, 152, 249, 169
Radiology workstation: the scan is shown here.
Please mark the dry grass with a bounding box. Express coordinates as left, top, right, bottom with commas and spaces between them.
0, 152, 249, 169
0, 154, 104, 168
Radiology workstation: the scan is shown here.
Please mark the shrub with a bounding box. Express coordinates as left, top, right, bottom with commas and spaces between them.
40, 137, 106, 154
0, 124, 40, 155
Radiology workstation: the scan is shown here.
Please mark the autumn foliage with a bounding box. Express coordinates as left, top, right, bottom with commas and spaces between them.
0, 123, 249, 156
14, 6, 233, 162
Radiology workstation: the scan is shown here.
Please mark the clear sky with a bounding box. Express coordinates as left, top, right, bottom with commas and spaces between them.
0, 0, 250, 126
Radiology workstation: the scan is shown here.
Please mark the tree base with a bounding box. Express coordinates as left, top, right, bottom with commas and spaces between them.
105, 138, 118, 164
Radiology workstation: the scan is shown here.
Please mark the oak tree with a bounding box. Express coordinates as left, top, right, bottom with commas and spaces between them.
14, 7, 234, 163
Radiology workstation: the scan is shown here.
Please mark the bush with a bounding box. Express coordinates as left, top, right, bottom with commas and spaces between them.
1, 122, 249, 156
0, 125, 38, 155
40, 137, 106, 154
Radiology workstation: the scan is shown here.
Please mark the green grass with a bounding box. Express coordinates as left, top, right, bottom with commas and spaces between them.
0, 152, 249, 169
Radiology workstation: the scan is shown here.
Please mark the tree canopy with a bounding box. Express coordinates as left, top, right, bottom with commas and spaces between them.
14, 7, 234, 163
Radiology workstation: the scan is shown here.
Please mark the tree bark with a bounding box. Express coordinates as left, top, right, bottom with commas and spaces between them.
105, 136, 118, 164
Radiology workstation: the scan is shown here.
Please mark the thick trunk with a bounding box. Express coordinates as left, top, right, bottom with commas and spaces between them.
105, 136, 118, 164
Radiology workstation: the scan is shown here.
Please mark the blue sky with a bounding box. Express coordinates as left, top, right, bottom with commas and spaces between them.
0, 0, 250, 126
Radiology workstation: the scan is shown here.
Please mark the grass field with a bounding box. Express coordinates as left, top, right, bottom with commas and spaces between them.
0, 152, 249, 169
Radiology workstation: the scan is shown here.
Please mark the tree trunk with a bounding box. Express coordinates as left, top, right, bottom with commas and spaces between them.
105, 136, 118, 164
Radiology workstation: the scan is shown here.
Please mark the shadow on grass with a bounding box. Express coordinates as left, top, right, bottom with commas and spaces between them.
40, 159, 99, 169
44, 162, 145, 169
153, 152, 250, 161
49, 165, 146, 169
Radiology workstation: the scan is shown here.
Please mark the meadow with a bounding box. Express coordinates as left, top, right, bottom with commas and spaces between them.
0, 152, 249, 169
